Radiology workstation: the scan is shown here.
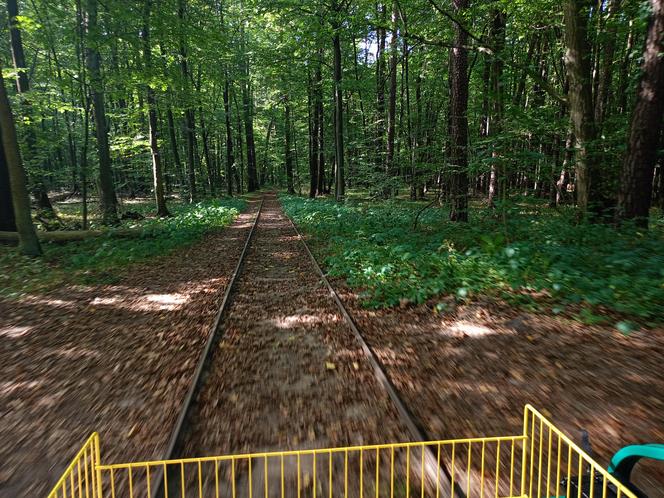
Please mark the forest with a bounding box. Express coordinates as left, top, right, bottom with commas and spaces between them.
2, 1, 664, 497
1, 0, 663, 323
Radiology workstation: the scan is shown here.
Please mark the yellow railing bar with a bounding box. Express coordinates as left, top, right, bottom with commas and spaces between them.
523, 404, 638, 498
96, 435, 527, 470
47, 433, 99, 498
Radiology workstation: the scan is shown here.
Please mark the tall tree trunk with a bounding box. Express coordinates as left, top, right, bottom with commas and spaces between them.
233, 90, 245, 193
308, 68, 319, 198
487, 9, 506, 209
7, 0, 54, 214
0, 69, 41, 255
512, 33, 539, 108
375, 3, 387, 174
85, 0, 118, 225
166, 106, 184, 187
0, 129, 16, 231
142, 0, 169, 216
284, 93, 294, 194
315, 51, 326, 195
563, 0, 611, 219
385, 0, 399, 197
199, 110, 214, 194
617, 0, 664, 227
260, 116, 274, 186
617, 23, 635, 114
223, 77, 235, 196
594, 0, 621, 128
332, 25, 345, 201
448, 0, 470, 222
178, 0, 196, 202
240, 24, 259, 192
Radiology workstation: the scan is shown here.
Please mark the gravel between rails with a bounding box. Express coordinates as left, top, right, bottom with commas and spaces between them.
181, 194, 410, 457
0, 199, 261, 497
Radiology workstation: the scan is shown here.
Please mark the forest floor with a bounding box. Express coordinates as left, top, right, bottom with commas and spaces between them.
0, 199, 259, 496
334, 285, 664, 496
2, 193, 663, 497
283, 193, 664, 496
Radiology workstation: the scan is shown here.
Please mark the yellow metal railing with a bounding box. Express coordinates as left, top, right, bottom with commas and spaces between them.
522, 405, 638, 498
46, 406, 639, 498
47, 432, 101, 498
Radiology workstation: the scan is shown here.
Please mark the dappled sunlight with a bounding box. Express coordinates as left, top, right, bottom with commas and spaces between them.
91, 296, 121, 306
443, 321, 499, 338
139, 293, 190, 311
272, 250, 298, 261
272, 313, 330, 329
0, 325, 33, 338
21, 295, 79, 310
53, 346, 101, 360
1, 380, 42, 396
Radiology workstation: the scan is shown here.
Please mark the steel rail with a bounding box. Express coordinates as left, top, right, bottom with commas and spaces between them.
282, 199, 466, 498
151, 196, 264, 498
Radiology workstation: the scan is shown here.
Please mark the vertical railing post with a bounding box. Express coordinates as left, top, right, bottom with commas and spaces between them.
521, 406, 530, 497
95, 433, 103, 498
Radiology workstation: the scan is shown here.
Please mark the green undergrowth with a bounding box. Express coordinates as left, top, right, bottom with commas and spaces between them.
0, 198, 245, 297
281, 194, 664, 328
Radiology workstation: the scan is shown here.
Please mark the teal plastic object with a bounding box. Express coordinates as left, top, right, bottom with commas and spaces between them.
609, 444, 664, 475
609, 443, 664, 497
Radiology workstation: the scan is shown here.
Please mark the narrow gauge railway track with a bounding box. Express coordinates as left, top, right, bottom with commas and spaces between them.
151, 196, 264, 498
283, 205, 464, 498
147, 193, 462, 498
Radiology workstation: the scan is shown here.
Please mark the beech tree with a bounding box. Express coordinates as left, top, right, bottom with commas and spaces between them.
617, 0, 664, 226
0, 65, 41, 255
0, 0, 662, 236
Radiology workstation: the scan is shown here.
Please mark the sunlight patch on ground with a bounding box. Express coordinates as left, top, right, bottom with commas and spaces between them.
139, 293, 190, 311
55, 347, 101, 360
1, 380, 41, 395
0, 325, 33, 338
444, 321, 497, 337
91, 296, 121, 306
273, 314, 327, 329
22, 296, 78, 309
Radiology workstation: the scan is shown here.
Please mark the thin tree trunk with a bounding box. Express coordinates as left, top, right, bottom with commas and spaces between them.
7, 0, 54, 214
563, 0, 611, 219
487, 9, 506, 209
178, 0, 196, 202
308, 68, 319, 198
85, 0, 118, 225
166, 106, 184, 187
0, 68, 41, 255
375, 3, 387, 174
332, 25, 345, 201
594, 0, 621, 128
315, 51, 325, 195
223, 77, 234, 196
80, 98, 91, 229
142, 0, 169, 216
284, 93, 294, 194
199, 110, 214, 195
385, 0, 399, 197
448, 0, 470, 222
617, 0, 664, 227
241, 24, 259, 191
233, 90, 244, 193
261, 115, 274, 186
617, 23, 635, 114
